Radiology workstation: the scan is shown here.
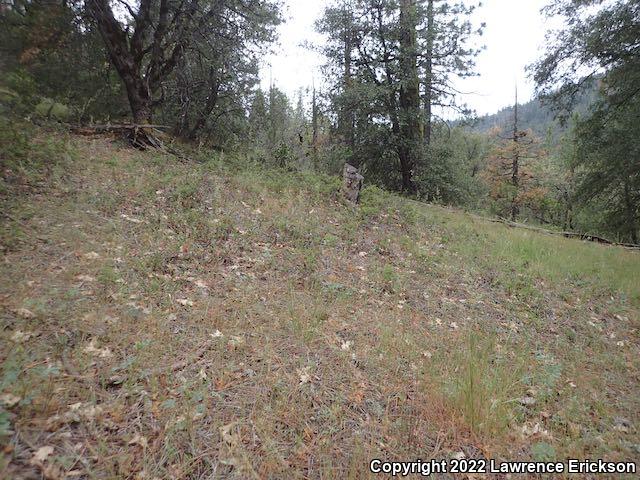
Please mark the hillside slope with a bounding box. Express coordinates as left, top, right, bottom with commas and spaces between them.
1, 132, 639, 479
464, 84, 599, 138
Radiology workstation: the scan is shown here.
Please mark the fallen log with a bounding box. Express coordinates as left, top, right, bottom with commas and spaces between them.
70, 123, 167, 148
404, 198, 640, 251
69, 123, 191, 161
480, 216, 640, 250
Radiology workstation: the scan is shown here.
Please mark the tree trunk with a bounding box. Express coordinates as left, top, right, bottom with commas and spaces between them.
423, 0, 434, 146
312, 83, 318, 167
340, 5, 355, 157
623, 180, 638, 244
129, 90, 153, 124
398, 0, 421, 193
187, 70, 221, 139
510, 86, 520, 221
88, 0, 188, 128
88, 0, 152, 124
342, 163, 364, 203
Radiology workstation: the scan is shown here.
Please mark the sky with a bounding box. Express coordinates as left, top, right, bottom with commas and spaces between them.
260, 0, 556, 117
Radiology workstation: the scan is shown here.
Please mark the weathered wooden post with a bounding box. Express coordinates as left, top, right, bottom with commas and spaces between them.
342, 163, 364, 204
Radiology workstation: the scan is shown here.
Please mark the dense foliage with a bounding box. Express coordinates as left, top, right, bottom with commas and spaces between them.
315, 0, 482, 193
1, 0, 638, 242
532, 0, 640, 242
1, 0, 281, 145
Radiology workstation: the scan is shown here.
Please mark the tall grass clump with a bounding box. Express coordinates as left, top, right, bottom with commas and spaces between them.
442, 330, 525, 437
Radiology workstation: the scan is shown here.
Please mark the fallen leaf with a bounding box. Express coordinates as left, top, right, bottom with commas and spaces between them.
76, 275, 96, 282
30, 446, 54, 466
227, 335, 245, 349
0, 393, 21, 408
297, 367, 312, 384
128, 433, 148, 449
341, 340, 353, 350
84, 339, 113, 358
121, 213, 142, 223
16, 308, 35, 319
11, 330, 35, 343
219, 422, 239, 446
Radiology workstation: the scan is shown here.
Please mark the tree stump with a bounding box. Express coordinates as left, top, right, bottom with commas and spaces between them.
342, 163, 364, 203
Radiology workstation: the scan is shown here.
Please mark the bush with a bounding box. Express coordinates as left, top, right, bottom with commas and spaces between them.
34, 98, 70, 121
0, 117, 72, 192
2, 70, 39, 112
359, 185, 393, 218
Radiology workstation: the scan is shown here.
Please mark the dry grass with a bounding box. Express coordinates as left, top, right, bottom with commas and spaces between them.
1, 134, 639, 479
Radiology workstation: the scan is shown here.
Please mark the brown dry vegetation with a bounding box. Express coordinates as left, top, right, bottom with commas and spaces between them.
1, 132, 639, 479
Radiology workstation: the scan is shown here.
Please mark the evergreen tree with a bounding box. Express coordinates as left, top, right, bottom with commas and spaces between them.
316, 0, 482, 194
532, 0, 640, 242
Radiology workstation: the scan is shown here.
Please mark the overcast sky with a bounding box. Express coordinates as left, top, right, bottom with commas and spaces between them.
260, 0, 555, 117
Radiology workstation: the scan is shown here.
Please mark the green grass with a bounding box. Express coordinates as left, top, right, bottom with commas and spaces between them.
441, 329, 527, 437
1, 130, 638, 478
421, 207, 640, 305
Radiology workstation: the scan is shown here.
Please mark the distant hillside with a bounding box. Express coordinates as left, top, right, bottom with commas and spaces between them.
461, 82, 600, 139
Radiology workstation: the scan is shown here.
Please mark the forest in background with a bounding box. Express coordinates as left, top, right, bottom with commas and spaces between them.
1, 0, 638, 243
